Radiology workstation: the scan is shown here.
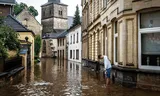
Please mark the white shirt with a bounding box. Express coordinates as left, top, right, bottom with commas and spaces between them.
104, 56, 112, 69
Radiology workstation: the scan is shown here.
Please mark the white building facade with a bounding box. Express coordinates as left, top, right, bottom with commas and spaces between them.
68, 24, 82, 63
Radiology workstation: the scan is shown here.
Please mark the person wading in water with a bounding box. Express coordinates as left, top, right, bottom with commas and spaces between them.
98, 55, 112, 86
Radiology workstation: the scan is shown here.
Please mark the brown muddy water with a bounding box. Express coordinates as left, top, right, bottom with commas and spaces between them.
0, 58, 159, 96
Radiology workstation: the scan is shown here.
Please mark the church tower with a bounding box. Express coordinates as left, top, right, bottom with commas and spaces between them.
41, 0, 68, 37
41, 0, 68, 57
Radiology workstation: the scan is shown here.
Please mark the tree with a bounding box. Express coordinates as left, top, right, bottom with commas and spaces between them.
34, 35, 41, 57
72, 5, 81, 27
14, 3, 27, 16
0, 17, 20, 58
28, 6, 38, 17
14, 2, 38, 17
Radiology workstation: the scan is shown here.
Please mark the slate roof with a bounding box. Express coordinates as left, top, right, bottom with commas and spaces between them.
0, 0, 15, 5
54, 29, 65, 33
43, 29, 68, 39
68, 24, 81, 32
68, 16, 73, 29
4, 15, 35, 36
57, 30, 68, 38
49, 32, 62, 39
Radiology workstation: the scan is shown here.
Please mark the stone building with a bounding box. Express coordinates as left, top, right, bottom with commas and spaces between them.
41, 0, 68, 57
41, 0, 68, 35
82, 0, 160, 90
16, 8, 42, 35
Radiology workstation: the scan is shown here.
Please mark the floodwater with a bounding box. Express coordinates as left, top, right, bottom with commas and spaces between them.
0, 58, 160, 96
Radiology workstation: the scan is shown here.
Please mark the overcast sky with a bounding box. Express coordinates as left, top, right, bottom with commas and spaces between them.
16, 0, 82, 23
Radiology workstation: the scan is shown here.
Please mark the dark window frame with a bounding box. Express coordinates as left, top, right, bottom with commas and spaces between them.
76, 49, 79, 60
77, 33, 79, 43
70, 50, 72, 59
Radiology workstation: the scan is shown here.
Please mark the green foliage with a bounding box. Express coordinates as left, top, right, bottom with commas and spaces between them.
34, 35, 41, 57
14, 3, 27, 16
72, 5, 81, 27
0, 17, 20, 58
14, 2, 38, 17
28, 6, 38, 17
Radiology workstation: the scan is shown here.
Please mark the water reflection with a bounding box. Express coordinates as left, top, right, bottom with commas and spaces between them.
0, 58, 160, 96
66, 61, 81, 95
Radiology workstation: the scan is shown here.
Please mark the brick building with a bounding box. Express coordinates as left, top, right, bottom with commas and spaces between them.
0, 0, 15, 16
82, 0, 160, 90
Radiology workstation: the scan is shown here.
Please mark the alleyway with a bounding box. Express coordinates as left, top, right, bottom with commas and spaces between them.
0, 58, 159, 96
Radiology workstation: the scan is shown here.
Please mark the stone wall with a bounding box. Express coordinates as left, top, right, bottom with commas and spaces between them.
16, 9, 42, 35
137, 73, 160, 91
53, 4, 67, 19
42, 4, 53, 20
53, 18, 68, 30
41, 3, 68, 34
42, 18, 53, 33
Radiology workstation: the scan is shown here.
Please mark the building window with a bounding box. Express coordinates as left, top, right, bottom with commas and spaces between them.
58, 50, 59, 58
70, 35, 72, 44
58, 39, 60, 46
114, 21, 118, 65
76, 49, 79, 60
59, 10, 63, 16
77, 33, 79, 43
103, 0, 108, 8
73, 50, 75, 59
141, 33, 160, 66
60, 39, 62, 46
63, 38, 64, 46
139, 10, 160, 70
73, 34, 75, 44
70, 50, 72, 59
63, 50, 64, 59
57, 39, 59, 46
140, 11, 160, 28
60, 50, 61, 58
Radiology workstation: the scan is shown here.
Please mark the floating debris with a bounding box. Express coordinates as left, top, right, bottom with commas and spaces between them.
34, 82, 53, 86
82, 85, 89, 89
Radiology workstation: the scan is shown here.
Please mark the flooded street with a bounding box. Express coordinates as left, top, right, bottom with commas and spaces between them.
0, 58, 160, 96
